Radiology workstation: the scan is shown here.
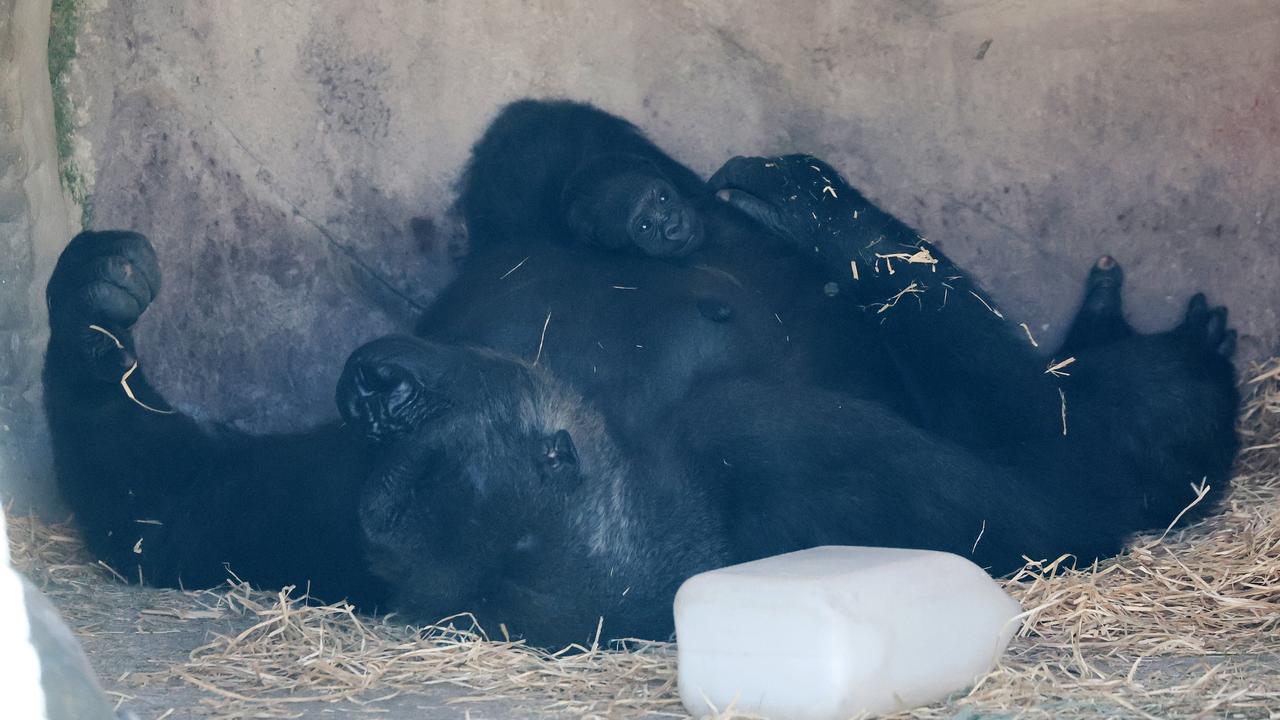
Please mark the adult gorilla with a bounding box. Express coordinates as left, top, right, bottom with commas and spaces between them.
42, 110, 1239, 647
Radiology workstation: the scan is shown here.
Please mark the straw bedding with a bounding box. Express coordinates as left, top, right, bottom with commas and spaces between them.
8, 361, 1280, 719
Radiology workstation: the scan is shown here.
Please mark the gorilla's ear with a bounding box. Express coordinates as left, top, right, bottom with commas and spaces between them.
544, 429, 579, 472
560, 184, 596, 243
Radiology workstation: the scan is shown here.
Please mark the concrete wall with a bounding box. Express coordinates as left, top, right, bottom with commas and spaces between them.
4, 0, 1279, 507
0, 0, 76, 512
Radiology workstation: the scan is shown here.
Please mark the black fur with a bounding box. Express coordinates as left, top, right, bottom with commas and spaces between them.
561, 153, 706, 257
455, 99, 706, 256
43, 110, 1240, 648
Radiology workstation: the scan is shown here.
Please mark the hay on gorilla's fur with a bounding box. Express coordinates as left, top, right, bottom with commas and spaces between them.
8, 361, 1280, 719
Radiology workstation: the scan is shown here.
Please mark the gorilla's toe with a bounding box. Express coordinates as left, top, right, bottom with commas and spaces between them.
1217, 329, 1239, 358
1184, 293, 1209, 324
48, 231, 160, 331
1083, 255, 1124, 315
337, 336, 451, 441
1179, 295, 1236, 359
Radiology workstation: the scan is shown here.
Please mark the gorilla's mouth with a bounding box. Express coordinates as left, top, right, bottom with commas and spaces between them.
668, 214, 705, 256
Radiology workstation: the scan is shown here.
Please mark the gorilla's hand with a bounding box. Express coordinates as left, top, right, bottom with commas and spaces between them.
46, 231, 162, 383
711, 155, 936, 295
336, 336, 453, 441
709, 155, 857, 249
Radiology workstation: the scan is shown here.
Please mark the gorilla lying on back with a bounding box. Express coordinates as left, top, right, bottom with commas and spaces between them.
456, 99, 708, 257
43, 104, 1240, 648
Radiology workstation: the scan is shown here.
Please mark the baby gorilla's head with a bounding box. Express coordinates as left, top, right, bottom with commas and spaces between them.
562, 153, 705, 258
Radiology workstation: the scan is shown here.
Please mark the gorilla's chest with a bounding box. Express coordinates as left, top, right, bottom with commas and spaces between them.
418, 245, 791, 425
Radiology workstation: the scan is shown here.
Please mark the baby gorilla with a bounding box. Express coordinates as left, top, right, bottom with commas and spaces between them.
561, 153, 705, 257
456, 98, 708, 258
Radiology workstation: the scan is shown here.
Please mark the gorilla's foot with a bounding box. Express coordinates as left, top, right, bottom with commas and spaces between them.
45, 231, 161, 383
1180, 294, 1237, 359
336, 336, 454, 441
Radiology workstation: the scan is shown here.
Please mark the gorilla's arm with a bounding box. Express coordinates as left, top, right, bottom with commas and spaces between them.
43, 232, 383, 603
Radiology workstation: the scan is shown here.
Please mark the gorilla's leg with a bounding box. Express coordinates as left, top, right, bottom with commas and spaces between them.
709, 157, 1238, 447
1047, 292, 1240, 526
44, 232, 382, 602
709, 157, 1238, 528
1057, 255, 1134, 355
671, 378, 1129, 574
711, 155, 1064, 447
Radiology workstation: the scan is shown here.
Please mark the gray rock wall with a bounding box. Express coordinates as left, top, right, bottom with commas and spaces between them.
4, 1, 1280, 510
0, 0, 76, 512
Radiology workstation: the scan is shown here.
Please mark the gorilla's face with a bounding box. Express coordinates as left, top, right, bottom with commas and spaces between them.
619, 176, 705, 258
335, 336, 616, 646
565, 163, 706, 258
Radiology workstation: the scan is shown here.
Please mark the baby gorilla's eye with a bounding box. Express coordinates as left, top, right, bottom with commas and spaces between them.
638, 221, 651, 232
658, 193, 668, 203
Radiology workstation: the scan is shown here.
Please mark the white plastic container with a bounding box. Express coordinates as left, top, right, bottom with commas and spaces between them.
675, 546, 1022, 719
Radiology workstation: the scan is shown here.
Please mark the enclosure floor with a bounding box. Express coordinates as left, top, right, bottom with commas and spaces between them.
56, 581, 559, 719
38, 578, 1275, 719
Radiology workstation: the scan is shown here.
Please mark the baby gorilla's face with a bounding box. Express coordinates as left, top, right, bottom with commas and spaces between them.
621, 177, 705, 258
566, 168, 706, 258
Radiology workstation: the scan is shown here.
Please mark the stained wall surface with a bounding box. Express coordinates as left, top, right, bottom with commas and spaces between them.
5, 1, 1279, 504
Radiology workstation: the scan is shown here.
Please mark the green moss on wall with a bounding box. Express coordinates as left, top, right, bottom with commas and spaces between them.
48, 0, 92, 227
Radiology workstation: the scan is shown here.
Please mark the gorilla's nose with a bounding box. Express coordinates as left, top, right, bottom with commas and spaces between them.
662, 213, 685, 239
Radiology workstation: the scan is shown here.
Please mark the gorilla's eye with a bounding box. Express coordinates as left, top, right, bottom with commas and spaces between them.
638, 221, 651, 233
658, 193, 668, 203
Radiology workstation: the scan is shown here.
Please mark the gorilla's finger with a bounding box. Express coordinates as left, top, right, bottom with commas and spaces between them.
715, 188, 798, 243
707, 156, 784, 195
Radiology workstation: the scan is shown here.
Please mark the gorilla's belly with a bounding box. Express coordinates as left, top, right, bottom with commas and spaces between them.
417, 242, 791, 429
